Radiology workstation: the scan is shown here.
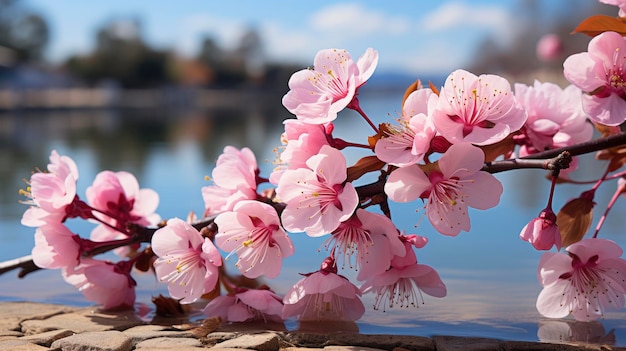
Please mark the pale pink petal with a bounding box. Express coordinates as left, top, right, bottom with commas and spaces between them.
582, 94, 626, 126
355, 48, 379, 86
384, 165, 430, 203
563, 52, 602, 92
536, 281, 572, 319
460, 172, 503, 210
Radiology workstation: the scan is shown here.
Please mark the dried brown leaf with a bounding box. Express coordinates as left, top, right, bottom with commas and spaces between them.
402, 79, 422, 109
346, 156, 386, 182
573, 15, 626, 37
190, 317, 222, 338
556, 196, 595, 247
152, 294, 185, 317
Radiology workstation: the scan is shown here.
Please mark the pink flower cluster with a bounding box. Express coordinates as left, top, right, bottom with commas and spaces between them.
20, 31, 626, 326
21, 150, 161, 309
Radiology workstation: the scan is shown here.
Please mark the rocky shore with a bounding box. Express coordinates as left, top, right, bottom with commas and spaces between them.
0, 301, 621, 351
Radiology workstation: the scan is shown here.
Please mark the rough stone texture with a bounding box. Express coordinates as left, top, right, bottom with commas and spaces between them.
433, 335, 501, 351
0, 338, 48, 351
50, 330, 132, 351
0, 301, 75, 334
19, 328, 74, 347
284, 333, 435, 351
122, 324, 196, 345
501, 340, 623, 350
214, 332, 281, 351
134, 336, 203, 348
1, 302, 626, 351
21, 307, 144, 335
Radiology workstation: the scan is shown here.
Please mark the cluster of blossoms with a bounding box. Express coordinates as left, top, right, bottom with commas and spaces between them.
13, 0, 626, 327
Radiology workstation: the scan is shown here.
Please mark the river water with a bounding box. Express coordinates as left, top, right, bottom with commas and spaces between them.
1, 87, 626, 345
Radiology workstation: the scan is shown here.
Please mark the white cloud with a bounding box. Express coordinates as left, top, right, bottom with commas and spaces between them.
309, 3, 410, 37
422, 1, 517, 46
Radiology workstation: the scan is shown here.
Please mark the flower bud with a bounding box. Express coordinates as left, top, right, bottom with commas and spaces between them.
520, 208, 561, 251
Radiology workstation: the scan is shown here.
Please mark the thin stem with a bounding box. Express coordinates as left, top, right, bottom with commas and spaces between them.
347, 97, 379, 133
593, 180, 626, 238
546, 174, 558, 210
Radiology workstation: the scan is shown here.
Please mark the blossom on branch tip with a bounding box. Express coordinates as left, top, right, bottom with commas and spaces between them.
270, 120, 330, 184
282, 48, 378, 124
32, 223, 81, 269
203, 287, 284, 323
282, 256, 365, 321
328, 209, 405, 281
513, 81, 592, 158
87, 170, 160, 257
432, 69, 527, 146
215, 200, 294, 279
520, 208, 561, 251
21, 150, 81, 227
385, 143, 502, 236
276, 145, 358, 237
536, 238, 626, 321
360, 234, 446, 310
62, 258, 136, 310
563, 31, 626, 126
202, 146, 259, 216
151, 218, 222, 304
375, 88, 437, 166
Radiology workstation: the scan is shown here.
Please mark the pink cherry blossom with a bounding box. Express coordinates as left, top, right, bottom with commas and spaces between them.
563, 31, 626, 126
62, 258, 136, 310
21, 150, 81, 227
385, 143, 502, 236
282, 256, 365, 321
86, 170, 160, 229
270, 120, 330, 184
86, 170, 160, 256
514, 81, 593, 157
327, 209, 405, 281
282, 48, 378, 124
276, 145, 359, 237
599, 0, 626, 17
31, 223, 81, 269
151, 218, 222, 303
520, 208, 561, 251
536, 238, 626, 321
375, 88, 437, 166
361, 234, 446, 310
214, 200, 294, 279
432, 69, 527, 145
536, 34, 563, 62
202, 146, 259, 216
203, 287, 284, 323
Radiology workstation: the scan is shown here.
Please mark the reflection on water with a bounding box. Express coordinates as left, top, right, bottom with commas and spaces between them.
2, 89, 626, 345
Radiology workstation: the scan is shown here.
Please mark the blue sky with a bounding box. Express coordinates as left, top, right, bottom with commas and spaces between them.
23, 0, 602, 75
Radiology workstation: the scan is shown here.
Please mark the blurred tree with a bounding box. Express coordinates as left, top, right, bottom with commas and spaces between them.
0, 0, 49, 64
467, 0, 615, 82
64, 17, 172, 88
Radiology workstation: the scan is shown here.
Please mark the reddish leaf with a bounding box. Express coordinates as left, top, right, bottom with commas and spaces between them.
402, 79, 422, 109
429, 80, 440, 96
573, 15, 626, 37
346, 156, 386, 182
556, 195, 595, 247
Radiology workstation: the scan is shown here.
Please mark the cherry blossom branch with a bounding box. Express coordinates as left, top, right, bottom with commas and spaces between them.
520, 131, 626, 159
482, 151, 572, 174
0, 214, 221, 279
